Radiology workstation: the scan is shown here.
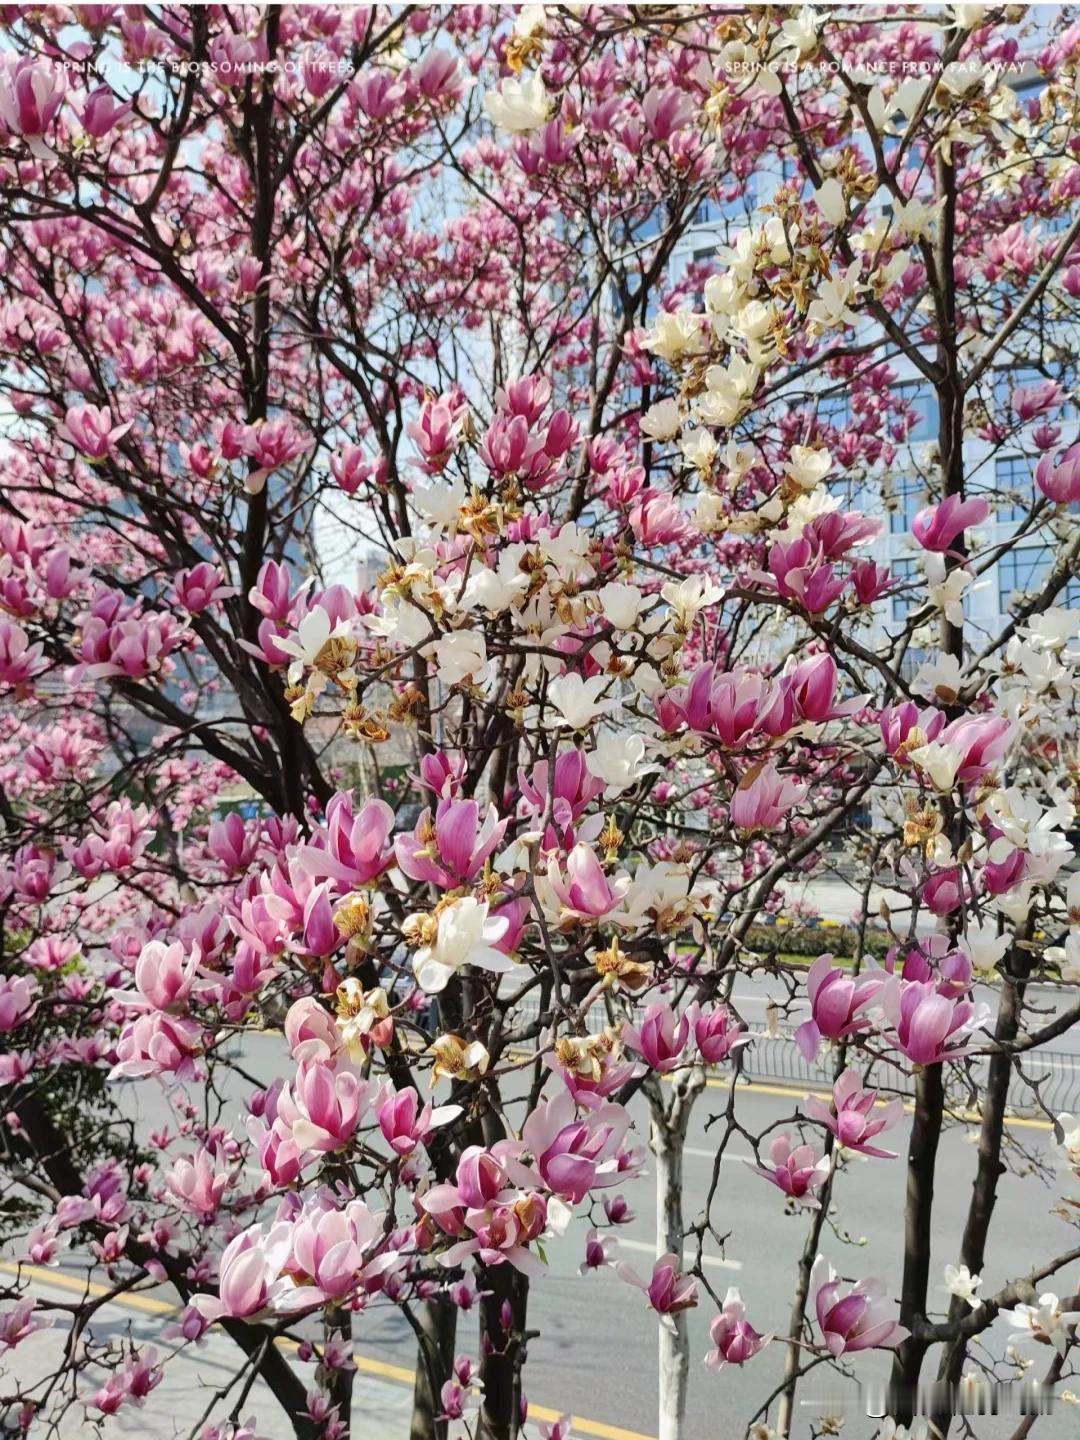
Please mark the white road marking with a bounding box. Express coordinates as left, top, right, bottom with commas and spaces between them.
616, 1237, 743, 1272
684, 1147, 752, 1163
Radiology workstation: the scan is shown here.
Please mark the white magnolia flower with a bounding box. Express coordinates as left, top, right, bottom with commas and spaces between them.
778, 5, 819, 57
1025, 607, 1079, 650
695, 354, 760, 427
540, 522, 594, 582
912, 653, 965, 704
943, 1263, 982, 1310
413, 473, 466, 531
640, 398, 681, 441
483, 73, 552, 133
586, 730, 655, 795
275, 606, 352, 685
807, 261, 862, 330
458, 564, 531, 616
925, 553, 973, 627
893, 196, 943, 241
779, 485, 841, 537
412, 898, 512, 994
939, 60, 986, 98
548, 672, 620, 729
695, 490, 726, 533
596, 581, 646, 631
680, 429, 718, 472
814, 177, 846, 226
1006, 1293, 1080, 1355
961, 921, 1011, 975
730, 299, 776, 342
429, 630, 488, 686
365, 596, 432, 649
951, 3, 988, 27
661, 574, 724, 629
879, 1421, 929, 1440
907, 740, 963, 793
513, 3, 547, 40
1048, 930, 1080, 985
786, 445, 831, 490
1055, 1113, 1080, 1170
642, 309, 706, 363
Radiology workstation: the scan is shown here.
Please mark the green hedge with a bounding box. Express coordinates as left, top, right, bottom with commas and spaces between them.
740, 922, 893, 963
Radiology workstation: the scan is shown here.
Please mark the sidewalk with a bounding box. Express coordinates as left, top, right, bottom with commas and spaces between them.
1, 1264, 415, 1440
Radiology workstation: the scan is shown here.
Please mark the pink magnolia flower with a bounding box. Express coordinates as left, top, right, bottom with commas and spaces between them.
76, 608, 186, 681
804, 1070, 903, 1158
173, 563, 237, 613
1012, 380, 1063, 422
983, 844, 1027, 896
207, 812, 260, 871
617, 1253, 699, 1332
80, 85, 131, 138
850, 558, 893, 605
622, 1002, 696, 1074
408, 392, 467, 471
911, 494, 989, 552
811, 1255, 909, 1355
934, 714, 1018, 784
244, 416, 313, 494
274, 1060, 372, 1157
248, 559, 295, 621
283, 996, 341, 1064
377, 1085, 461, 1157
0, 619, 47, 688
164, 1151, 230, 1219
520, 1091, 630, 1203
628, 489, 689, 546
922, 866, 971, 916
285, 1191, 385, 1304
301, 792, 394, 889
694, 1004, 750, 1064
729, 763, 807, 832
704, 1288, 771, 1368
1034, 443, 1080, 504
879, 701, 946, 761
795, 954, 886, 1061
0, 976, 38, 1033
58, 404, 132, 461
540, 842, 629, 926
877, 977, 985, 1066
193, 1220, 294, 1321
394, 797, 507, 889
0, 57, 65, 144
0, 1297, 51, 1352
756, 536, 846, 612
110, 1012, 203, 1080
121, 939, 201, 1013
580, 1228, 616, 1274
751, 1133, 830, 1207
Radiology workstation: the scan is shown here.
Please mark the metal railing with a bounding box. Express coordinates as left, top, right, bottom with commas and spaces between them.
505, 994, 1080, 1117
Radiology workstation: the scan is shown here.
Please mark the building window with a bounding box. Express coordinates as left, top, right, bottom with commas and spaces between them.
998, 546, 1080, 611
895, 382, 938, 443
890, 556, 919, 623
993, 457, 1033, 522
888, 475, 925, 534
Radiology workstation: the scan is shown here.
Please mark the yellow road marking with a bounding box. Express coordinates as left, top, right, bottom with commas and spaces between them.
727, 1077, 1053, 1130
1, 1262, 654, 1440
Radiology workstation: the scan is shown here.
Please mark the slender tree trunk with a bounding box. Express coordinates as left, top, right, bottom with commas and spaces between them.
889, 1062, 945, 1421
476, 1263, 529, 1440
409, 1296, 457, 1440
647, 1064, 705, 1440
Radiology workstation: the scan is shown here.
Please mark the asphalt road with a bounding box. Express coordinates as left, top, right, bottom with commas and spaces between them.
100, 1032, 1080, 1440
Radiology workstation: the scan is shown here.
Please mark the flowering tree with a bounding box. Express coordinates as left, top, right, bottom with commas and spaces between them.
2, 6, 1080, 1440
